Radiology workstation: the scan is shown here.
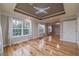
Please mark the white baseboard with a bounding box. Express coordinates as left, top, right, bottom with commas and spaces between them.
4, 36, 39, 47
4, 40, 29, 47
3, 44, 9, 47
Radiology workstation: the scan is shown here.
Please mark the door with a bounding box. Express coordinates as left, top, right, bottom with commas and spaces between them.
63, 20, 77, 43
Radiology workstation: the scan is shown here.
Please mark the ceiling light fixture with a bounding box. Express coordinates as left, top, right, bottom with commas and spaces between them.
34, 7, 50, 14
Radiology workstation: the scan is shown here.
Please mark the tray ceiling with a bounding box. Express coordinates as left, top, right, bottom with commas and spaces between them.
14, 3, 65, 20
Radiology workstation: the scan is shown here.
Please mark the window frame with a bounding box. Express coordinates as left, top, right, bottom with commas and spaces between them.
48, 26, 52, 33
38, 24, 45, 34
12, 18, 32, 38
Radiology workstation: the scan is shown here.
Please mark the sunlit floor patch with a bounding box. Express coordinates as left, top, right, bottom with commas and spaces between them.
38, 38, 45, 49
48, 36, 52, 42
12, 48, 31, 56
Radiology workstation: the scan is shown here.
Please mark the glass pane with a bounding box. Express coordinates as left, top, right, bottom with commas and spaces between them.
48, 26, 52, 32
39, 29, 44, 33
13, 29, 21, 36
39, 24, 45, 33
13, 20, 22, 28
23, 29, 29, 35
23, 22, 30, 28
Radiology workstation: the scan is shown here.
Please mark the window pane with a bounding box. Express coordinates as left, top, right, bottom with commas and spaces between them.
13, 29, 21, 36
12, 19, 31, 36
23, 29, 29, 35
48, 26, 52, 32
39, 28, 43, 33
23, 22, 30, 28
39, 24, 45, 33
13, 20, 22, 28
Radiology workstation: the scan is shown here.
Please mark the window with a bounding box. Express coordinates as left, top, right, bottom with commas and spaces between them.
23, 22, 30, 35
48, 26, 52, 32
38, 24, 45, 34
12, 19, 31, 37
13, 20, 22, 36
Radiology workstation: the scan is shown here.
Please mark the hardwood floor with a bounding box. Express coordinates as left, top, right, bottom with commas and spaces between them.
4, 35, 79, 56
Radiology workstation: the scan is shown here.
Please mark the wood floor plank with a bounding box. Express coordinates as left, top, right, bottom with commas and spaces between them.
4, 35, 79, 56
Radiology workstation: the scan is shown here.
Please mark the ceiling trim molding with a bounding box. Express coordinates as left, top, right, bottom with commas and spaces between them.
61, 16, 77, 22
42, 11, 65, 19
14, 7, 65, 20
14, 8, 40, 20
1, 11, 35, 21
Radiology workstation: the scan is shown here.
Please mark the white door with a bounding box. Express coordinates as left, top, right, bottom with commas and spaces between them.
63, 20, 77, 43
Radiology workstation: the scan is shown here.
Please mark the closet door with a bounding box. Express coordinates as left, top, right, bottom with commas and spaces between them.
63, 20, 77, 43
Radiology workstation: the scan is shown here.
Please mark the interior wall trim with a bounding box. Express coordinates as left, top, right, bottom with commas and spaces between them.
3, 36, 40, 47
14, 8, 65, 20
61, 16, 77, 22
14, 8, 40, 20
42, 11, 65, 19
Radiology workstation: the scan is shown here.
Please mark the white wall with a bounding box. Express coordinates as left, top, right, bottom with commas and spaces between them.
53, 25, 60, 35
62, 20, 77, 43
77, 17, 79, 47
31, 19, 39, 39
60, 15, 79, 49
60, 19, 77, 43
0, 11, 3, 56
1, 15, 9, 46
60, 21, 63, 41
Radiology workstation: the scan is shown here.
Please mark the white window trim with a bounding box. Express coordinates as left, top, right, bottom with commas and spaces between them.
12, 18, 32, 38
38, 24, 45, 34
48, 26, 52, 33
